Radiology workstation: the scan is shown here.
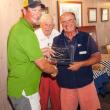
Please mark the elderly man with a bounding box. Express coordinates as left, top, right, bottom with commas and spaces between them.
35, 14, 61, 110
53, 12, 101, 110
7, 0, 58, 110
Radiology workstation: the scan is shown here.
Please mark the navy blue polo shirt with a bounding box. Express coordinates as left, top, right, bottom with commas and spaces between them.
53, 31, 99, 88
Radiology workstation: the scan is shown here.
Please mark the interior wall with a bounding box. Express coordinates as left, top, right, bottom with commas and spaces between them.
82, 0, 110, 46
96, 1, 110, 46
47, 0, 110, 47
0, 0, 22, 109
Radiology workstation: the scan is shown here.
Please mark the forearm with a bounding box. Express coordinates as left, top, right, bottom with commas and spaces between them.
35, 58, 57, 74
41, 62, 57, 74
80, 52, 101, 67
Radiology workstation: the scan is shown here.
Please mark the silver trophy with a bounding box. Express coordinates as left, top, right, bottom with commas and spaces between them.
51, 45, 75, 65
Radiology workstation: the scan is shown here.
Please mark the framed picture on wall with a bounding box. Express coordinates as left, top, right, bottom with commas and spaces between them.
57, 1, 82, 31
88, 8, 97, 23
101, 8, 109, 22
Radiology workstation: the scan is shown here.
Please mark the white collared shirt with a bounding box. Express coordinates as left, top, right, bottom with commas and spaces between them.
35, 28, 60, 48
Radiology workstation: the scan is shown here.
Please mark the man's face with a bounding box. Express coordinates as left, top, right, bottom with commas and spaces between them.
60, 14, 76, 33
41, 20, 54, 36
25, 6, 42, 25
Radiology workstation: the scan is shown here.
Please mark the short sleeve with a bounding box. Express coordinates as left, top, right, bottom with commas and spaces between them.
17, 32, 43, 61
87, 35, 99, 54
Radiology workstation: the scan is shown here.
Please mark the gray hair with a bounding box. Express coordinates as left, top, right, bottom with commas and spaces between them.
40, 14, 54, 24
60, 12, 76, 20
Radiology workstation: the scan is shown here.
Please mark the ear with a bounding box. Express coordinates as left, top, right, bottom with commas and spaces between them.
22, 8, 27, 16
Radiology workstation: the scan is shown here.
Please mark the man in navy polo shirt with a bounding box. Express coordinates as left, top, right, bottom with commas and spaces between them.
53, 12, 101, 110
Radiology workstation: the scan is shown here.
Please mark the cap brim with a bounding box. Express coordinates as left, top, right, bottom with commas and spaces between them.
29, 1, 45, 9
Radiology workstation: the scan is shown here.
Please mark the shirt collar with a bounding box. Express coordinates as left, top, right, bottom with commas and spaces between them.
20, 17, 34, 31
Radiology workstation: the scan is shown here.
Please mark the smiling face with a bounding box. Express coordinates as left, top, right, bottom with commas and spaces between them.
22, 5, 42, 26
40, 14, 54, 37
60, 12, 77, 33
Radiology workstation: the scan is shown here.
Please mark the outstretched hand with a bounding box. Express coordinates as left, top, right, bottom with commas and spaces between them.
41, 47, 55, 58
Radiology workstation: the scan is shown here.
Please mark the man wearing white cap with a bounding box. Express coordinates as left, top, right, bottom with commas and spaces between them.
7, 0, 58, 110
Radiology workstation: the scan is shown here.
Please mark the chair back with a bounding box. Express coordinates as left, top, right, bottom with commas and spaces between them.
78, 25, 98, 44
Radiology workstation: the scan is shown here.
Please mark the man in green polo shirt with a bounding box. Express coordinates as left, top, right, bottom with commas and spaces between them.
7, 0, 58, 110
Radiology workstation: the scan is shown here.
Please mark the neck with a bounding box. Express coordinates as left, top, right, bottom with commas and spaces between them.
23, 16, 34, 27
65, 30, 77, 40
42, 30, 51, 38
44, 33, 50, 38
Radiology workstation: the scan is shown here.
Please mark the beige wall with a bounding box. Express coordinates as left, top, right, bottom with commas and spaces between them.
47, 0, 110, 47
0, 0, 22, 109
0, 0, 110, 109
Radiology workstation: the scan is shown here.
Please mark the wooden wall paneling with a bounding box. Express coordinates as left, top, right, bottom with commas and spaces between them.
0, 90, 12, 110
0, 59, 7, 91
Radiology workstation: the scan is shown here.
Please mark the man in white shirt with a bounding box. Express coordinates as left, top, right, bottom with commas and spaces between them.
35, 14, 61, 110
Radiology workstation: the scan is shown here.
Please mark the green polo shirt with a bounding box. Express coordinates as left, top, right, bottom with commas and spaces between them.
7, 18, 43, 98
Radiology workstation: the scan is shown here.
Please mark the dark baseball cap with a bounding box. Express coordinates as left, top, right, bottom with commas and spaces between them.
23, 0, 45, 9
